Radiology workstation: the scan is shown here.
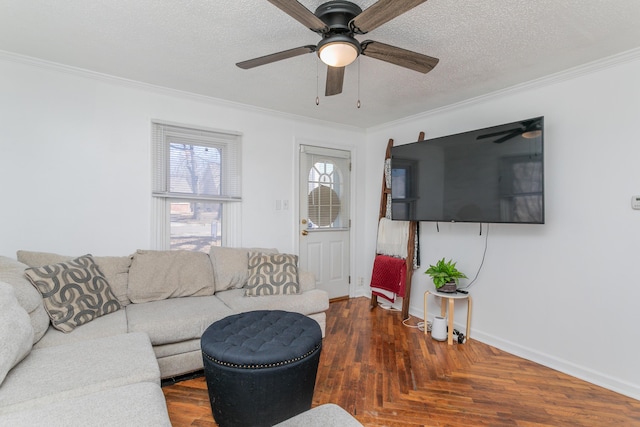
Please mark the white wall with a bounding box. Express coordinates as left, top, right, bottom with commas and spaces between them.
361, 50, 640, 399
0, 56, 363, 258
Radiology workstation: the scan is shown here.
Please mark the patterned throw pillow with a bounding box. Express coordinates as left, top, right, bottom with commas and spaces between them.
24, 255, 121, 333
245, 253, 300, 296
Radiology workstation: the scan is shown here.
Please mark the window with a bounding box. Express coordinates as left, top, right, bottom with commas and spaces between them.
307, 160, 343, 228
390, 158, 417, 220
499, 155, 543, 223
151, 122, 242, 252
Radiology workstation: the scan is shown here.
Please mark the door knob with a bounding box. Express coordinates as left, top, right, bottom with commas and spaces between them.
301, 230, 308, 236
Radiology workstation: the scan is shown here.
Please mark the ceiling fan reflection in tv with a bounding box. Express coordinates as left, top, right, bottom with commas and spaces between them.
476, 118, 543, 144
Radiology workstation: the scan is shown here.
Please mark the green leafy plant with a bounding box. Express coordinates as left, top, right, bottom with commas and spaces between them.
425, 258, 467, 289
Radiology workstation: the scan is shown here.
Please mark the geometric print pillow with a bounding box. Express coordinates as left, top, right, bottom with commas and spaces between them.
244, 252, 300, 296
24, 254, 121, 333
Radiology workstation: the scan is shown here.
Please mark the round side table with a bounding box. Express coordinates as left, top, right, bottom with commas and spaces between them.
423, 289, 472, 345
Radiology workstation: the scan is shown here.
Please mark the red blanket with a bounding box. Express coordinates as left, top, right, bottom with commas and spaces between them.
370, 255, 407, 302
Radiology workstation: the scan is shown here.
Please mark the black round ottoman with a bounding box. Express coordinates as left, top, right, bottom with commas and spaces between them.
201, 310, 322, 427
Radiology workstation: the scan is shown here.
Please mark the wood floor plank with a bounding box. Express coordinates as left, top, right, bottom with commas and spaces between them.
163, 297, 640, 426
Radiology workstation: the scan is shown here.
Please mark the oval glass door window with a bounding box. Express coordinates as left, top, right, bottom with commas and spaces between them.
308, 184, 341, 227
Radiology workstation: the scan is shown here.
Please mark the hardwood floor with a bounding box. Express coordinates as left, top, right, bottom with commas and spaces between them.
163, 297, 640, 426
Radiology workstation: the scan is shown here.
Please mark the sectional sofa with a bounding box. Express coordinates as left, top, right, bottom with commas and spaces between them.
0, 247, 329, 426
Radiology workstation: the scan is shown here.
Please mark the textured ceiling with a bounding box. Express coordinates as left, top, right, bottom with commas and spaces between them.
1, 0, 639, 128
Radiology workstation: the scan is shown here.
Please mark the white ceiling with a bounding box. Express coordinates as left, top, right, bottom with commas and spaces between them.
1, 0, 639, 128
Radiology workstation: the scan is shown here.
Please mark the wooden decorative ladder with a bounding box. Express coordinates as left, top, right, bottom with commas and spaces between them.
370, 133, 423, 320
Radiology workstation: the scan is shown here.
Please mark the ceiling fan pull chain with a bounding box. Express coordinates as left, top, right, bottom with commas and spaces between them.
357, 57, 361, 108
316, 58, 320, 106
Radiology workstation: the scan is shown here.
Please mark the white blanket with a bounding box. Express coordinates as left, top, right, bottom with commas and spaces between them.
376, 217, 410, 258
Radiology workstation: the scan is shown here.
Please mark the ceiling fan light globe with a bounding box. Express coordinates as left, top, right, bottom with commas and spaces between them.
317, 36, 360, 67
522, 130, 542, 139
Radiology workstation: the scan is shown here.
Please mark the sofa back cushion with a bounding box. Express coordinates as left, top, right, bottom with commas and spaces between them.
0, 281, 34, 385
0, 256, 49, 343
209, 247, 278, 292
127, 250, 215, 303
17, 250, 132, 307
24, 255, 122, 333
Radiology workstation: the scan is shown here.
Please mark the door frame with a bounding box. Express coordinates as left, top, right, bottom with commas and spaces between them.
294, 138, 357, 298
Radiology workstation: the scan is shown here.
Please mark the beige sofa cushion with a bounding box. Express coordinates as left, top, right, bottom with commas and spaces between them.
127, 250, 215, 303
17, 251, 132, 307
24, 255, 122, 333
215, 288, 329, 318
0, 382, 171, 427
125, 295, 234, 346
33, 310, 128, 350
0, 257, 42, 314
274, 403, 364, 427
298, 270, 316, 293
90, 256, 132, 307
209, 246, 278, 292
16, 251, 70, 269
0, 332, 159, 413
0, 257, 49, 343
0, 282, 34, 386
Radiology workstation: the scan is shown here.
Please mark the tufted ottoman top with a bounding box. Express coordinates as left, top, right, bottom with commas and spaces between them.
201, 310, 322, 369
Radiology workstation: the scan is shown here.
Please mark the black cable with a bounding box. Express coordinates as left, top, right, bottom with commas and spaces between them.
460, 223, 489, 290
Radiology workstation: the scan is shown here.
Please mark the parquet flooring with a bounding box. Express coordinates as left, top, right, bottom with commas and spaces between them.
163, 297, 640, 426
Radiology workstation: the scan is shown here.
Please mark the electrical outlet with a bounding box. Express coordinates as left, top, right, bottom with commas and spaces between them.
358, 277, 364, 287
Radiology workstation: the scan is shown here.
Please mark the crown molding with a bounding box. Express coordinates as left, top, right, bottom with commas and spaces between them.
369, 47, 640, 133
0, 49, 362, 133
2, 47, 639, 133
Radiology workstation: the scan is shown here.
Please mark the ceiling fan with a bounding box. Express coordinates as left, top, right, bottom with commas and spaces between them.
476, 118, 543, 144
236, 0, 439, 96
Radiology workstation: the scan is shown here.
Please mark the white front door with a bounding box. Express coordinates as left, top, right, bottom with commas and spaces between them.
299, 145, 351, 299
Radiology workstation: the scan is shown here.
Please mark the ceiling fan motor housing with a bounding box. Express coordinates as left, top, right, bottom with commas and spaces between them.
315, 1, 362, 33
315, 1, 363, 66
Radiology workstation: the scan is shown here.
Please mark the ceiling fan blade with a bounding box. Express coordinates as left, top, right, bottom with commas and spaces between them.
476, 128, 522, 140
361, 41, 438, 74
325, 66, 345, 96
492, 132, 521, 144
236, 45, 316, 69
351, 0, 428, 34
267, 0, 328, 33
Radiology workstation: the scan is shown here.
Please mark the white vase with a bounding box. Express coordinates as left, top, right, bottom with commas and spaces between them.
431, 316, 447, 341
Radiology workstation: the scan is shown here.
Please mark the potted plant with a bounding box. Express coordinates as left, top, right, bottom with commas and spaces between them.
425, 258, 467, 293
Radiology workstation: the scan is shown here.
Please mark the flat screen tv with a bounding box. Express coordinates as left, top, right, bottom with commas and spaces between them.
391, 117, 544, 224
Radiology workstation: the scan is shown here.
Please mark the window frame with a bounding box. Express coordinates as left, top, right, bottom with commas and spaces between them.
151, 121, 242, 250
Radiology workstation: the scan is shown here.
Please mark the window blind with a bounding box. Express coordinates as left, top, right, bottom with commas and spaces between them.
152, 122, 242, 201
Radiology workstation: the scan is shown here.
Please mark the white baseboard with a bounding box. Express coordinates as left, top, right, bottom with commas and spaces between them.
416, 306, 640, 401
469, 328, 640, 401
